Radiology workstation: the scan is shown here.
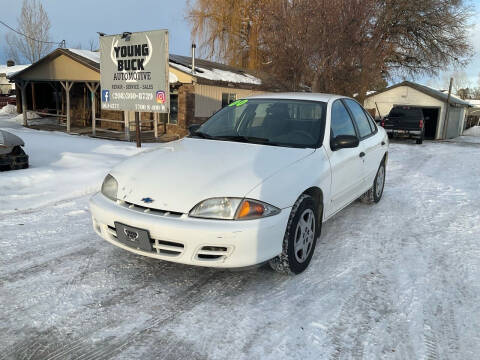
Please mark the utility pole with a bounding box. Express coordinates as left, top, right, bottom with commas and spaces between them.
442, 77, 453, 139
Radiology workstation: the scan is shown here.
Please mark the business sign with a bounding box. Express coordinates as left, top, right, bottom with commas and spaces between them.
100, 30, 169, 113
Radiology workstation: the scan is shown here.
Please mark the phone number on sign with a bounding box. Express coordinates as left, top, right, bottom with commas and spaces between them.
111, 92, 154, 101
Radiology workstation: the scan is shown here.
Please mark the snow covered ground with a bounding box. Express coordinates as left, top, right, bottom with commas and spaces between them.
0, 115, 149, 214
1, 114, 480, 359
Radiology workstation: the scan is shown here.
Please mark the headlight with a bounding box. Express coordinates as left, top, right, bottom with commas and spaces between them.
101, 174, 118, 201
189, 198, 280, 220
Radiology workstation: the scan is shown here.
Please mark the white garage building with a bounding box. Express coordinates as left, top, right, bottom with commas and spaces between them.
364, 81, 471, 140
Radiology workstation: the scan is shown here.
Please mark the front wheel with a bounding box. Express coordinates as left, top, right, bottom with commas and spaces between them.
9, 146, 29, 170
360, 160, 386, 204
269, 194, 320, 275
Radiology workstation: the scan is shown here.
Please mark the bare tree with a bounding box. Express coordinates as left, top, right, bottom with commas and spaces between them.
451, 71, 472, 99
187, 0, 267, 70
89, 38, 98, 52
188, 0, 472, 98
4, 0, 53, 63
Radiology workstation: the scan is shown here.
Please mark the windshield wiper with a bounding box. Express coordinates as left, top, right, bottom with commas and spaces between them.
192, 133, 296, 147
214, 135, 272, 144
191, 131, 215, 140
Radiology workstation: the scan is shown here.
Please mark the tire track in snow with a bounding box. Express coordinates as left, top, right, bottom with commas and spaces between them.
1, 270, 223, 360
328, 271, 392, 360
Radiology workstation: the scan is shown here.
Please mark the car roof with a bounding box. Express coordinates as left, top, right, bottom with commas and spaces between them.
245, 92, 348, 103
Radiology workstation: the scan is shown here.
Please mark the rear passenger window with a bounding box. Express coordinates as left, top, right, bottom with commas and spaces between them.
344, 99, 373, 138
331, 100, 357, 138
365, 111, 377, 132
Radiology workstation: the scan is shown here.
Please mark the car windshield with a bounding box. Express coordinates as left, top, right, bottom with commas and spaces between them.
193, 99, 327, 148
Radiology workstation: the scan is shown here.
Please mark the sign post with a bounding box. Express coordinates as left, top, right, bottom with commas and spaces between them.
99, 30, 170, 147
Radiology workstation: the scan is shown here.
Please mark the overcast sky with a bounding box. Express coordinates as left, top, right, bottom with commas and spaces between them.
0, 0, 478, 88
0, 0, 192, 59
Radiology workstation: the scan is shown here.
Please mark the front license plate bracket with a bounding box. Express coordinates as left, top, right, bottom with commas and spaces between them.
114, 222, 153, 252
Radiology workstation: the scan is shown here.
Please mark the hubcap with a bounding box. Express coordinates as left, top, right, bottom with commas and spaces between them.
294, 209, 315, 263
376, 165, 385, 198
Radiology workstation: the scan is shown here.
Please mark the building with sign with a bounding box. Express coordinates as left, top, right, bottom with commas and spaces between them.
8, 47, 271, 140
0, 62, 30, 95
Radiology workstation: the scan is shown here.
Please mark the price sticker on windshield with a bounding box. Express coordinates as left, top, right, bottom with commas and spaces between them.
229, 99, 249, 107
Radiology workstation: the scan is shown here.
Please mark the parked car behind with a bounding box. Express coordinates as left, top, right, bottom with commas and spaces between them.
0, 130, 29, 171
381, 105, 425, 144
90, 93, 389, 274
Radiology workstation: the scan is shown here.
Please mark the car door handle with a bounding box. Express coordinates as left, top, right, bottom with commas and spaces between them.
359, 152, 366, 158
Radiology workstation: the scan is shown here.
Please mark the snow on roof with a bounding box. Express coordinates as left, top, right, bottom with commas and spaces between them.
468, 99, 480, 107
66, 48, 261, 86
169, 62, 261, 85
68, 48, 100, 64
0, 64, 31, 77
368, 81, 471, 107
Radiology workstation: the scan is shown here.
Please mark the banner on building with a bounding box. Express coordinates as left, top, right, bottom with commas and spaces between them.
100, 30, 169, 113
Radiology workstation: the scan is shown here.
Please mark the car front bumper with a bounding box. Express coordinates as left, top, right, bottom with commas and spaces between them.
89, 193, 290, 268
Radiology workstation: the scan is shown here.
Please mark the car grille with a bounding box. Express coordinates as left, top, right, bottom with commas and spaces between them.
116, 200, 183, 218
107, 225, 184, 257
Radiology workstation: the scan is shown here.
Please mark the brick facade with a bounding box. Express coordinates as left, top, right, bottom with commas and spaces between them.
165, 84, 195, 138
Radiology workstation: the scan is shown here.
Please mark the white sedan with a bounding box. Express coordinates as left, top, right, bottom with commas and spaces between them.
89, 93, 388, 274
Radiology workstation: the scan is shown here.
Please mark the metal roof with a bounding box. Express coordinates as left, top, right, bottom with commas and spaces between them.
365, 81, 471, 107
8, 48, 263, 87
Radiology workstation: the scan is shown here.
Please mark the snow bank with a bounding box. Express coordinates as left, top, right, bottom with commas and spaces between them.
0, 119, 153, 214
11, 111, 41, 123
0, 104, 17, 115
463, 126, 480, 137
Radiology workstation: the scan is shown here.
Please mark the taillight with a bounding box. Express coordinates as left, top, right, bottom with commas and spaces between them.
381, 119, 385, 127
419, 119, 424, 129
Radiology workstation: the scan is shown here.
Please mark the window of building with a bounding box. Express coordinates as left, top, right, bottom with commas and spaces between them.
169, 94, 178, 124
222, 93, 237, 107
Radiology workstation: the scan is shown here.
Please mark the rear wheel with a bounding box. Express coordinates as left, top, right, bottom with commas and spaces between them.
361, 159, 386, 204
416, 138, 423, 144
269, 194, 320, 275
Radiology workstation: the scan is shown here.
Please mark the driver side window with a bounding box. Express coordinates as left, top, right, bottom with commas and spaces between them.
331, 100, 357, 141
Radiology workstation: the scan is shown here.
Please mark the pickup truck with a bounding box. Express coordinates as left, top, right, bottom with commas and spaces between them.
381, 106, 425, 144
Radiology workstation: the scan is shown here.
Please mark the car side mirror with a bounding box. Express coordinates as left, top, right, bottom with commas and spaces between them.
188, 124, 201, 135
331, 135, 360, 151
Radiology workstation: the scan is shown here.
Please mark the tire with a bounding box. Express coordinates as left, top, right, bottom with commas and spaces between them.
9, 146, 29, 170
360, 159, 386, 204
269, 194, 321, 275
416, 138, 423, 144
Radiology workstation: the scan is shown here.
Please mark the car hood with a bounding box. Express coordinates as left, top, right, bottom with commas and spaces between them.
0, 130, 25, 155
111, 137, 314, 213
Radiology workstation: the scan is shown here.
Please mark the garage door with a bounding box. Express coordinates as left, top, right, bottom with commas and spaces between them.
446, 107, 462, 139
